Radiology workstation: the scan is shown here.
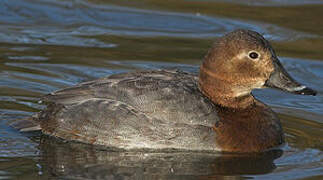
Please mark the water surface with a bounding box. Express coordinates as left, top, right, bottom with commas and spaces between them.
0, 0, 322, 179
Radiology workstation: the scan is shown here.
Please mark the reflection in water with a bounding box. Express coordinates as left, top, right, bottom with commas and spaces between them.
39, 136, 282, 180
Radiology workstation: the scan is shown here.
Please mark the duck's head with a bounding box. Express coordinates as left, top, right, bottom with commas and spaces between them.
199, 29, 316, 108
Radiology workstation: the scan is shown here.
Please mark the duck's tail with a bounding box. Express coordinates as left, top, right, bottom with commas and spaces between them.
10, 113, 41, 132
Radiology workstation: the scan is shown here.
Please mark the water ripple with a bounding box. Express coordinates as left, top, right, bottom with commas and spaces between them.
257, 148, 323, 180
2, 62, 125, 92
7, 56, 49, 61
0, 109, 39, 157
220, 0, 323, 6
0, 0, 315, 48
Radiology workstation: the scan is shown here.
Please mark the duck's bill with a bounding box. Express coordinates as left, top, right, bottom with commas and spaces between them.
264, 58, 317, 96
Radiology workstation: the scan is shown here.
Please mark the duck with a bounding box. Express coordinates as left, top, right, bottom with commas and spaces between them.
14, 29, 316, 153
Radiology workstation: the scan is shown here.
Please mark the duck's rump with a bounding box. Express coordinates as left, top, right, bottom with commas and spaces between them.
17, 69, 220, 151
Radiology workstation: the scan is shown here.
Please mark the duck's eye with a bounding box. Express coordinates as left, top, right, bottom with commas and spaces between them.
249, 52, 259, 59
249, 51, 259, 59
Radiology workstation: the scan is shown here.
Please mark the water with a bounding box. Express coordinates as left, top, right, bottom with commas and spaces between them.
0, 0, 322, 179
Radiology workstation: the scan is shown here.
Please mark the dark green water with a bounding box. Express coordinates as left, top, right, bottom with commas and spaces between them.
0, 0, 322, 179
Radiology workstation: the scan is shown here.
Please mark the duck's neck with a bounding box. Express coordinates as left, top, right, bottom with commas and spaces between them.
198, 69, 255, 109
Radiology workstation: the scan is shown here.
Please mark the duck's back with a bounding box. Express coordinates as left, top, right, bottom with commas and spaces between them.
37, 69, 220, 151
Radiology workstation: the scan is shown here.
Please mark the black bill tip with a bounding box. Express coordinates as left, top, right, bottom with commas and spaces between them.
293, 86, 317, 96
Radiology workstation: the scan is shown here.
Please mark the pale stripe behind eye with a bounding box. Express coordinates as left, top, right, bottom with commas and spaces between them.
235, 52, 248, 59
